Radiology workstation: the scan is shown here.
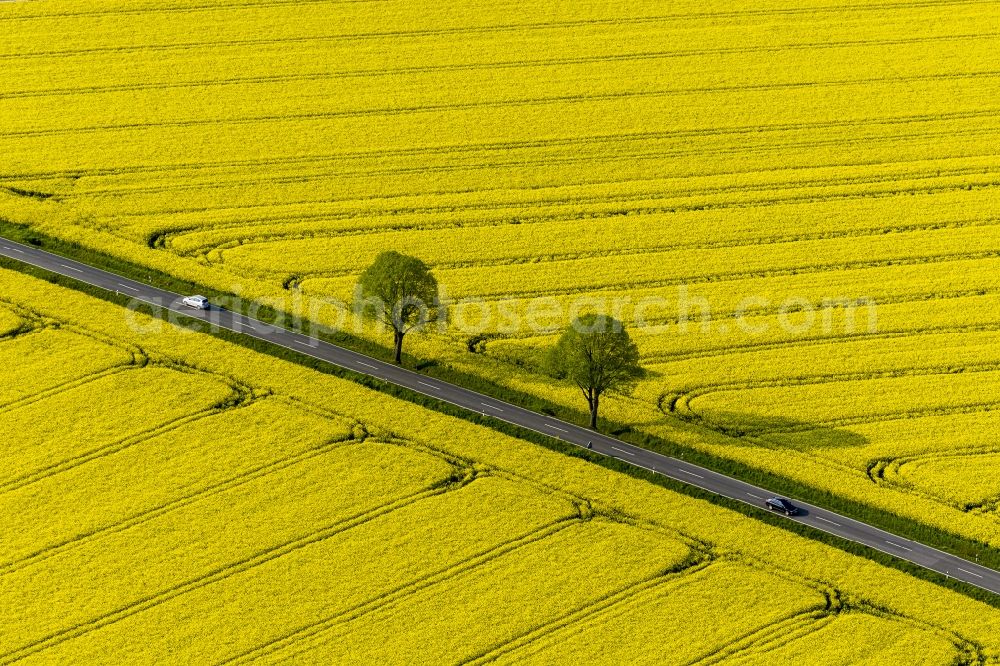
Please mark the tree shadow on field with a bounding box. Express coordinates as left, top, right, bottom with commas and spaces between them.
661, 399, 870, 452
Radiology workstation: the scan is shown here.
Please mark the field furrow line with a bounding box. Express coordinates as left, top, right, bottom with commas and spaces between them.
6, 57, 1000, 104
0, 0, 386, 23
0, 322, 43, 343
222, 516, 590, 664
6, 107, 996, 180
643, 312, 1000, 365
7, 82, 1000, 140
868, 447, 1000, 513
2, 0, 988, 23
179, 216, 1000, 265
299, 248, 1000, 304
675, 361, 1000, 402
462, 558, 716, 665
4, 1, 993, 59
201, 216, 1000, 278
690, 613, 837, 665
0, 407, 227, 495
0, 478, 472, 664
0, 426, 365, 576
645, 326, 998, 366
151, 182, 1000, 266
669, 371, 1000, 439
114, 159, 1000, 222
6, 32, 1000, 102
0, 364, 135, 415
58, 130, 1000, 202
714, 400, 1000, 435
0, 367, 257, 493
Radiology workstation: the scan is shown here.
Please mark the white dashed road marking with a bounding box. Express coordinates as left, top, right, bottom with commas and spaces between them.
958, 567, 984, 579
677, 468, 705, 479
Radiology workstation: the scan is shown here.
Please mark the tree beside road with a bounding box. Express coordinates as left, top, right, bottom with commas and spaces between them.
356, 251, 439, 364
545, 314, 643, 430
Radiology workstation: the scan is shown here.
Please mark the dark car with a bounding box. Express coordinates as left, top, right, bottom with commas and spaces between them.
765, 497, 799, 516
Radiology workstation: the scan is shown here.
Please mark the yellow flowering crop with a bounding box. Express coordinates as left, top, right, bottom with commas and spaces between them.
0, 398, 358, 567
2, 267, 1000, 661
267, 520, 696, 664
0, 327, 134, 406
488, 563, 865, 665
0, 306, 23, 338
3, 0, 1000, 588
723, 612, 975, 666
1, 365, 238, 488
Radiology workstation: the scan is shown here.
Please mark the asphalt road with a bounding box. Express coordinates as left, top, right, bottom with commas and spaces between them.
3, 237, 1000, 595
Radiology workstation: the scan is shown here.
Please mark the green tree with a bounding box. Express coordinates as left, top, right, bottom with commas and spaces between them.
355, 251, 439, 364
545, 314, 643, 430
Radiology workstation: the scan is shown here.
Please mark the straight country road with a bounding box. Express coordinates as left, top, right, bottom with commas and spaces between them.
3, 236, 999, 596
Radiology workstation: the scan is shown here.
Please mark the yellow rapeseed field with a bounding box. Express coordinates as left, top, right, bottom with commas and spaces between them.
2, 267, 1000, 662
2, 0, 1000, 549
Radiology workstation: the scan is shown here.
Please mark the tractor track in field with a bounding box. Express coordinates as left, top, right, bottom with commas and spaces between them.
2, 0, 993, 59
1, 34, 996, 102
225, 511, 707, 664
0, 473, 478, 664
0, 398, 369, 576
